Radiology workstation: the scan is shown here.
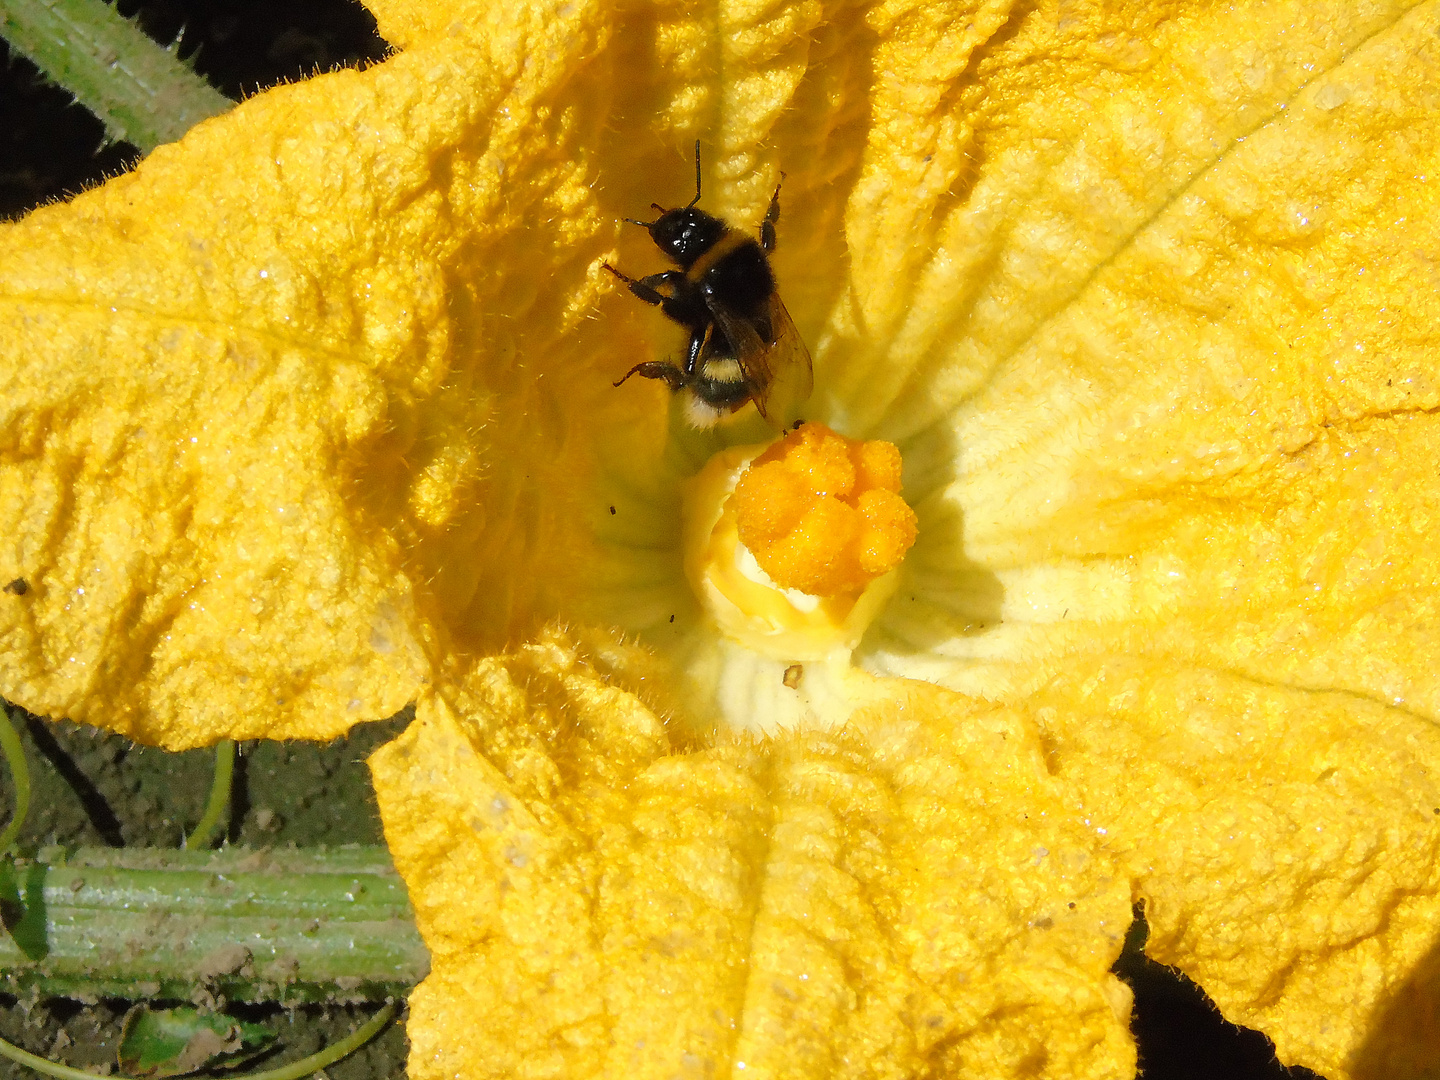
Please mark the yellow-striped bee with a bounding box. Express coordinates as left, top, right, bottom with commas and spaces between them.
605, 143, 813, 428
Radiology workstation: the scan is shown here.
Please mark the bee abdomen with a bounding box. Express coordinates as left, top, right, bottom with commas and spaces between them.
693, 356, 751, 410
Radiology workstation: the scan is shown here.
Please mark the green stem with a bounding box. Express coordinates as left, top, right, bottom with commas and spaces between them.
0, 0, 232, 152
242, 1001, 399, 1080
0, 1000, 399, 1080
0, 1030, 137, 1080
0, 706, 30, 857
184, 739, 235, 851
0, 846, 428, 1004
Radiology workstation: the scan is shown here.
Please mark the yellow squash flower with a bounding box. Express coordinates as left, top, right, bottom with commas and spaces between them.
4, 0, 1440, 1076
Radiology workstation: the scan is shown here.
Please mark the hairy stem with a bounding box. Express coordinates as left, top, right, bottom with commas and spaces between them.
0, 0, 232, 152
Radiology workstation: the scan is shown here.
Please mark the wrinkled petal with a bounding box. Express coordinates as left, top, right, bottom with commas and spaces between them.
371, 627, 1135, 1080
855, 3, 1440, 1073
0, 0, 623, 744
1029, 660, 1440, 1078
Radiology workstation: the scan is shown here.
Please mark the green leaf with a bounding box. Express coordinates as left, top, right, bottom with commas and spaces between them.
118, 1007, 275, 1078
0, 855, 48, 962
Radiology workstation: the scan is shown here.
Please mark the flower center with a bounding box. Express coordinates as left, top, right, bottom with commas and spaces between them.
682, 423, 918, 662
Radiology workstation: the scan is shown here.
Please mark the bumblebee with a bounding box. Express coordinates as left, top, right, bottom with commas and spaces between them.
605, 142, 813, 428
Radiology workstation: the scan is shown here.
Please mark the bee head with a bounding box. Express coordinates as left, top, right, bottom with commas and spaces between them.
646, 207, 727, 268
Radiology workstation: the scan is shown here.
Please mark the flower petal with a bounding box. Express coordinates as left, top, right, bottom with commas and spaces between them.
370, 626, 1136, 1079
0, 0, 625, 744
1029, 658, 1440, 1079
856, 2, 1440, 1073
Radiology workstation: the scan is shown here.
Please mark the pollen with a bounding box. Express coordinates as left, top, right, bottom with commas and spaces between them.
732, 423, 918, 596
680, 423, 918, 662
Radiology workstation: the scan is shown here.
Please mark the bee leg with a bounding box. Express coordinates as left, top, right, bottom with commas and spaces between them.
615, 361, 686, 390
603, 262, 657, 300
602, 261, 645, 291
634, 276, 711, 331
605, 264, 704, 323
683, 322, 716, 377
604, 263, 680, 304
760, 173, 785, 253
629, 271, 687, 309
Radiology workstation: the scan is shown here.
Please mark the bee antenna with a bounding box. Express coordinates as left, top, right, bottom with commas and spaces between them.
686, 139, 702, 209
624, 217, 656, 228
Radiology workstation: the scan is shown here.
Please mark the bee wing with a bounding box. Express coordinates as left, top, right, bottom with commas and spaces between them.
707, 293, 814, 424
755, 295, 814, 421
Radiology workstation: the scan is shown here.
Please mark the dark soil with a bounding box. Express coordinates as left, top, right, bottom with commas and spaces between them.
7, 708, 408, 851
1, 993, 404, 1080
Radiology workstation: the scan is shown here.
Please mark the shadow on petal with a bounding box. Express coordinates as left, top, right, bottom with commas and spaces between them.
1350, 926, 1440, 1080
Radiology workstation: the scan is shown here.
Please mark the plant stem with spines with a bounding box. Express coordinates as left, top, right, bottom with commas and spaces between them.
0, 0, 232, 152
